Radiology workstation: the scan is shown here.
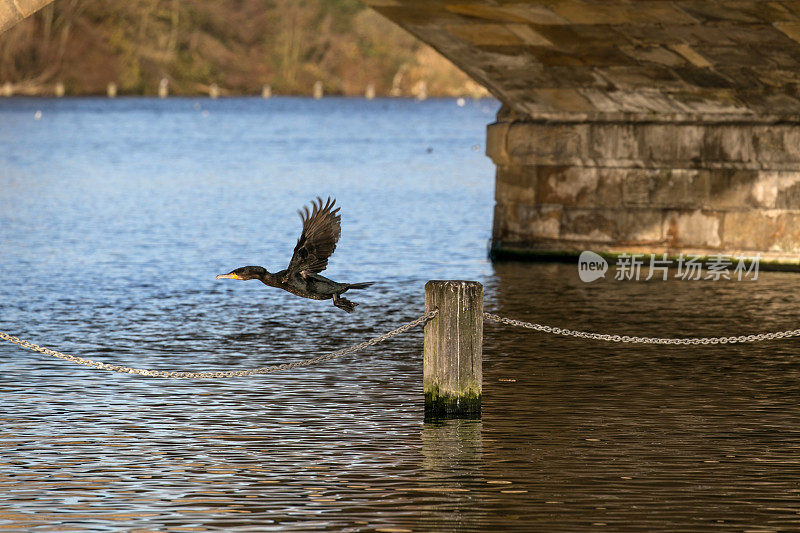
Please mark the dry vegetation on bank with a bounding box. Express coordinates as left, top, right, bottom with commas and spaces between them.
0, 0, 488, 97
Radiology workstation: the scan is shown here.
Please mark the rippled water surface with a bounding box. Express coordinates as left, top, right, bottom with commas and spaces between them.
2, 98, 800, 531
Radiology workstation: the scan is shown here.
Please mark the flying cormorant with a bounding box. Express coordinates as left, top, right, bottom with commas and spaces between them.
216, 197, 373, 313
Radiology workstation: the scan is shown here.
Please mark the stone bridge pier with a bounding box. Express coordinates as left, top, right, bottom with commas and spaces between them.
486, 110, 800, 263
366, 0, 800, 265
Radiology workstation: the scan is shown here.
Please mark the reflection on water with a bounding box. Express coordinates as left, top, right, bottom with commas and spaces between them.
2, 98, 800, 530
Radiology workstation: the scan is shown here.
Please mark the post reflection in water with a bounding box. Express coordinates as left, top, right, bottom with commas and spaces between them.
419, 420, 485, 529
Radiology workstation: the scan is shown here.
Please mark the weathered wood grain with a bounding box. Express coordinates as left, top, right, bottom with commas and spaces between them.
424, 280, 483, 419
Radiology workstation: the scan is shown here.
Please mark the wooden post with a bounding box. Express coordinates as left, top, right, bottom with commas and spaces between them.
313, 80, 323, 99
365, 83, 375, 100
261, 84, 272, 99
209, 83, 219, 99
424, 280, 483, 419
107, 82, 117, 98
158, 77, 168, 98
415, 79, 427, 101
55, 81, 65, 97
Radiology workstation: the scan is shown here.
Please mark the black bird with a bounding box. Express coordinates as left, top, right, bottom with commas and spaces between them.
216, 197, 373, 313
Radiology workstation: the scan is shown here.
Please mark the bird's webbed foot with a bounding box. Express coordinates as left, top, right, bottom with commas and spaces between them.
332, 293, 357, 313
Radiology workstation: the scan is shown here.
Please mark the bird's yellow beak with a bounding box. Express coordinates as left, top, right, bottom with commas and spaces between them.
216, 273, 241, 280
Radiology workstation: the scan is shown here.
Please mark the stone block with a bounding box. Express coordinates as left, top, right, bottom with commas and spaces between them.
495, 4, 570, 25
639, 123, 706, 166
677, 2, 776, 24
755, 125, 800, 165
594, 66, 687, 91
663, 210, 723, 248
620, 3, 700, 25
697, 45, 775, 68
725, 24, 798, 47
507, 24, 554, 46
676, 89, 751, 115
622, 169, 710, 208
620, 46, 686, 67
775, 172, 800, 209
758, 49, 800, 70
718, 67, 776, 90
500, 65, 600, 89
621, 170, 651, 206
545, 1, 632, 25
560, 207, 663, 244
722, 210, 783, 251
624, 24, 683, 46
446, 24, 524, 46
536, 166, 624, 208
623, 209, 665, 243
495, 165, 537, 204
548, 1, 697, 25
588, 122, 637, 161
560, 208, 616, 243
737, 93, 800, 116
702, 126, 758, 166
749, 171, 780, 207
469, 46, 532, 69
601, 89, 689, 114
494, 201, 561, 241
485, 121, 510, 164
574, 46, 634, 67
670, 44, 713, 68
651, 169, 709, 207
774, 213, 800, 253
513, 203, 562, 239
526, 48, 587, 67
443, 4, 531, 23
707, 169, 770, 209
535, 23, 630, 48
664, 24, 739, 45
675, 66, 736, 89
533, 88, 598, 111
506, 121, 589, 164
775, 22, 800, 44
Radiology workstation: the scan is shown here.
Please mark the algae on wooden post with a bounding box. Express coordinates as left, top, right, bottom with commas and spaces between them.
424, 280, 483, 419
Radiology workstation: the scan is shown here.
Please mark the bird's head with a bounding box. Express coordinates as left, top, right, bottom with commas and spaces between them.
215, 266, 267, 281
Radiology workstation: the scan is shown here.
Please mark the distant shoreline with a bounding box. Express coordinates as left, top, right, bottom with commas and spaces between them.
0, 94, 495, 100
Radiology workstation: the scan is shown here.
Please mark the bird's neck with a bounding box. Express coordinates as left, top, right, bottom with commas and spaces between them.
259, 271, 279, 287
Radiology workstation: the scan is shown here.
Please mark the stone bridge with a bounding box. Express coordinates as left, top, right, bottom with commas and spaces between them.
366, 0, 800, 265
5, 0, 800, 264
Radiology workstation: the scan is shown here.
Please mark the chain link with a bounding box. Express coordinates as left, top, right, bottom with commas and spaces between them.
0, 310, 438, 379
483, 313, 800, 345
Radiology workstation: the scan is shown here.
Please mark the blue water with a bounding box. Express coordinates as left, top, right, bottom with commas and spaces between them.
2, 97, 800, 531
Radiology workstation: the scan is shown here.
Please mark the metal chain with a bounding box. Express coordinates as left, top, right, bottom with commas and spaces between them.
483, 312, 800, 345
0, 310, 438, 379
6, 307, 796, 378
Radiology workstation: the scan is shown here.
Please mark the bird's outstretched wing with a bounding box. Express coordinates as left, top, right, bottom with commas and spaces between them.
286, 197, 341, 277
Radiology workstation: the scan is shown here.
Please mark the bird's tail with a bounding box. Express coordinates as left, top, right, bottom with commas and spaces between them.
346, 282, 374, 290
